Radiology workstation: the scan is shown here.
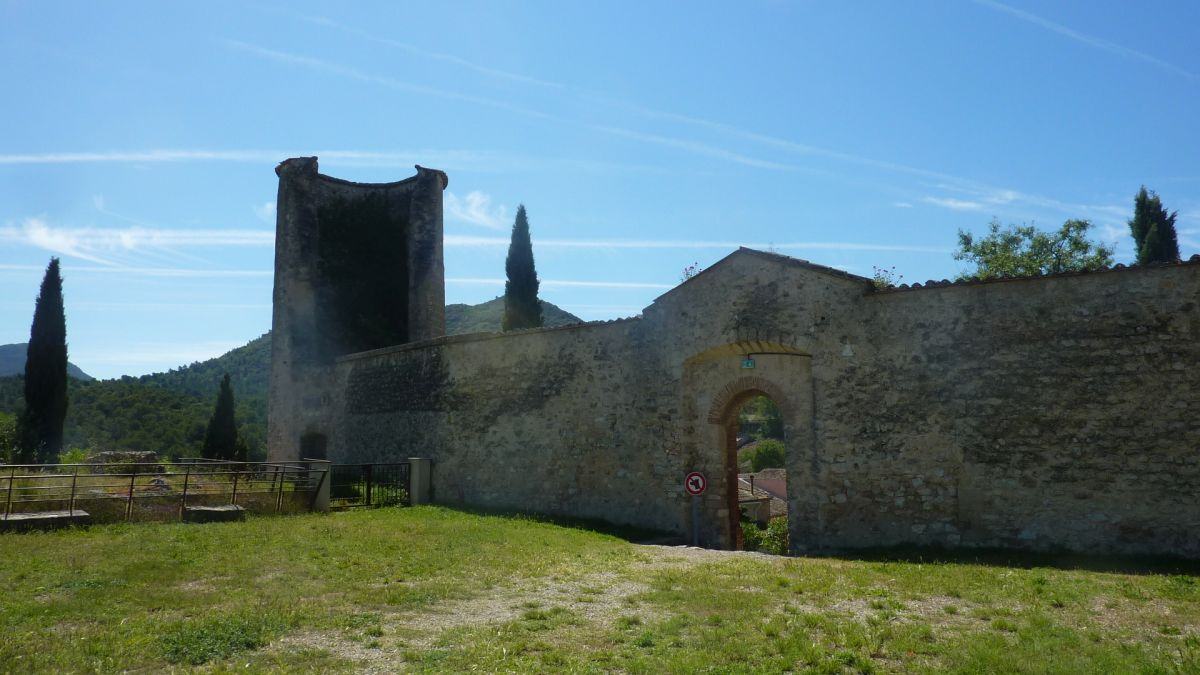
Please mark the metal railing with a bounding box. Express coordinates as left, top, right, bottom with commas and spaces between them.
329, 462, 411, 508
0, 460, 328, 525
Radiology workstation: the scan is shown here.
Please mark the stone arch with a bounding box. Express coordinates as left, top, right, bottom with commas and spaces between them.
682, 349, 815, 552
709, 377, 795, 551
707, 375, 795, 425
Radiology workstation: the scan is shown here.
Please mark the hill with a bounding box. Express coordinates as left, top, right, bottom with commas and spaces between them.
0, 299, 581, 460
445, 297, 582, 334
0, 342, 94, 380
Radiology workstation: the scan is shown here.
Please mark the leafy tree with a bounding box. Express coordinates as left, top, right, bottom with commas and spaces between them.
0, 411, 17, 464
502, 205, 543, 331
954, 219, 1113, 280
18, 258, 68, 462
749, 439, 786, 472
1128, 186, 1180, 264
738, 395, 783, 441
201, 374, 241, 460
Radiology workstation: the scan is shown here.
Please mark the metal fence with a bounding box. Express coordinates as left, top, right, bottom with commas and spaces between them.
329, 462, 411, 508
0, 459, 328, 527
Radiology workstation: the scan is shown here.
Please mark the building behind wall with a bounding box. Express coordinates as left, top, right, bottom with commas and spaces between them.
269, 158, 1200, 558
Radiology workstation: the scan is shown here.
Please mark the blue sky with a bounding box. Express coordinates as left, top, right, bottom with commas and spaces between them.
2, 1, 1198, 378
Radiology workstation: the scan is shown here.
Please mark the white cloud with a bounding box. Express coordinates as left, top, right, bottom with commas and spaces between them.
893, 202, 913, 208
921, 197, 985, 212
971, 0, 1198, 81
0, 221, 274, 263
444, 191, 507, 230
252, 201, 276, 224
11, 217, 116, 264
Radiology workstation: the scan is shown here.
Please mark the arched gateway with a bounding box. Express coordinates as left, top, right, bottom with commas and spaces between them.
269, 158, 1200, 560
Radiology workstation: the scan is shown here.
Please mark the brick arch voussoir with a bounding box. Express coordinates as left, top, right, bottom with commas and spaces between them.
706, 375, 794, 425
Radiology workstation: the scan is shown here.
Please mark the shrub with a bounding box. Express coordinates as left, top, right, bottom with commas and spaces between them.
57, 447, 89, 464
749, 439, 786, 471
0, 412, 16, 463
741, 519, 765, 552
761, 516, 789, 555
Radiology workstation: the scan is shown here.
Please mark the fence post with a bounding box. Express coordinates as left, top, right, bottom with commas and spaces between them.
306, 460, 331, 512
407, 458, 431, 505
125, 472, 136, 521
274, 466, 285, 513
365, 464, 373, 507
4, 466, 14, 519
230, 471, 240, 506
179, 464, 191, 521
69, 466, 79, 514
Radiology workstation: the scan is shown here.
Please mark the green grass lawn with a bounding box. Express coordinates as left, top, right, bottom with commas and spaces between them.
0, 507, 1197, 673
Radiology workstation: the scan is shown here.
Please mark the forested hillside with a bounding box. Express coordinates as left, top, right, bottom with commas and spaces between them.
0, 300, 581, 461
0, 342, 93, 380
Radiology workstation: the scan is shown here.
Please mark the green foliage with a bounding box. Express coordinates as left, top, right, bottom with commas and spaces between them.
741, 516, 788, 555
738, 395, 782, 441
19, 257, 69, 462
57, 446, 89, 464
762, 516, 789, 554
159, 611, 288, 665
1129, 186, 1180, 264
201, 374, 241, 460
748, 439, 786, 471
0, 411, 16, 463
954, 219, 1114, 281
503, 204, 543, 331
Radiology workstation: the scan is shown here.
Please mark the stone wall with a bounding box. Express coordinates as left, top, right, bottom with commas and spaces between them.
288, 217, 1200, 557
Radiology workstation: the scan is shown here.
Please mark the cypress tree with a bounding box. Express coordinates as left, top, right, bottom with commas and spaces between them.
1129, 186, 1180, 264
502, 204, 543, 331
18, 258, 68, 463
201, 373, 239, 460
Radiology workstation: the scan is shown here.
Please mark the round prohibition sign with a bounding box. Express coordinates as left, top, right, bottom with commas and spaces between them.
684, 471, 707, 496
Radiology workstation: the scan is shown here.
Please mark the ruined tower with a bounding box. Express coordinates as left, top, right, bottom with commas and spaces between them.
267, 157, 447, 461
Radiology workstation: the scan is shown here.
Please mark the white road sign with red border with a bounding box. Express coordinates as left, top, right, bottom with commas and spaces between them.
684, 471, 707, 496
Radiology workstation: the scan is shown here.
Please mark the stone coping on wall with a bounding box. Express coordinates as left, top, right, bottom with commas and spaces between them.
871, 254, 1200, 295
335, 315, 643, 364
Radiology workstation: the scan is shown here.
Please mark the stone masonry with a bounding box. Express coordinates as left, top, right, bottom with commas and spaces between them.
269, 159, 1200, 557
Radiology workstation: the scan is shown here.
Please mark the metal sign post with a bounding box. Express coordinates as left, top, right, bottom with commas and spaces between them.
684, 471, 707, 547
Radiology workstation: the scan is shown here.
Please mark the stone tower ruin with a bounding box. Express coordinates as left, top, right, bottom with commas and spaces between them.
267, 157, 448, 461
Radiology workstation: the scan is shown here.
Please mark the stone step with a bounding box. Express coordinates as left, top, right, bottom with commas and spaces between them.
0, 509, 91, 531
183, 504, 247, 523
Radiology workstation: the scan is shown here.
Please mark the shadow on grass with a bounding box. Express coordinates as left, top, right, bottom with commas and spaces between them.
428, 505, 1199, 575
813, 544, 1200, 576
431, 503, 684, 545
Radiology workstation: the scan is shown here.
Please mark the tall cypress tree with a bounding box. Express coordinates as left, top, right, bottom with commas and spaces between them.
201, 373, 239, 460
502, 204, 543, 331
19, 258, 68, 463
1129, 186, 1180, 264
